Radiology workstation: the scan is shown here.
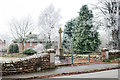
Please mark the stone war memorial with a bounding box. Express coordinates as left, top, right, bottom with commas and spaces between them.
1, 1, 120, 79
57, 27, 64, 59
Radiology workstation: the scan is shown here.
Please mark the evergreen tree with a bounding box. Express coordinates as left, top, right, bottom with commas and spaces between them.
8, 44, 19, 53
14, 44, 19, 53
72, 5, 101, 52
62, 19, 75, 50
9, 44, 14, 53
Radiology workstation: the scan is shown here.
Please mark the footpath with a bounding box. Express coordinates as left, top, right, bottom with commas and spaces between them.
2, 63, 120, 79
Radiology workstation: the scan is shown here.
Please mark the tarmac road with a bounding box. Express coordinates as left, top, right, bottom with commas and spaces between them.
54, 69, 119, 78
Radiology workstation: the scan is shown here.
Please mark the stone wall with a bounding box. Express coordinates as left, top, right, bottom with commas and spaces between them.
2, 53, 55, 76
109, 50, 120, 60
101, 48, 120, 60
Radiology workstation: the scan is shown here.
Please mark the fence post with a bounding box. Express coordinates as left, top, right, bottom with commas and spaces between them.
71, 54, 73, 64
88, 54, 90, 63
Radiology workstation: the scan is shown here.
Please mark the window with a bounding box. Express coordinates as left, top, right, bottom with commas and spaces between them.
114, 11, 116, 14
30, 42, 32, 46
115, 7, 117, 10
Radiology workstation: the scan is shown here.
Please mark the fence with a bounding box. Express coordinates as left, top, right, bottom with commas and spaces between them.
55, 55, 101, 65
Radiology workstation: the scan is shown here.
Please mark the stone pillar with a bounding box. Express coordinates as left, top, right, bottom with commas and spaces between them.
58, 27, 64, 59
101, 48, 109, 60
46, 49, 55, 68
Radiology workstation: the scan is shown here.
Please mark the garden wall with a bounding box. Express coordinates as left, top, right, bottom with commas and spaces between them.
2, 53, 55, 76
109, 50, 120, 60
101, 49, 120, 60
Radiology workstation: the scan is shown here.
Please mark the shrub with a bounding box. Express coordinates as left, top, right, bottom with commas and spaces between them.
45, 42, 52, 49
34, 44, 45, 53
22, 48, 36, 55
103, 59, 111, 62
14, 44, 19, 53
8, 44, 19, 53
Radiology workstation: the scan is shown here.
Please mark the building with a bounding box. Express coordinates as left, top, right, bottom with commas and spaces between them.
13, 32, 44, 53
0, 39, 6, 52
13, 32, 58, 53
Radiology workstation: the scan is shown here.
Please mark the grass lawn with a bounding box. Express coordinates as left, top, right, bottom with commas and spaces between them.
64, 52, 101, 57
0, 53, 29, 58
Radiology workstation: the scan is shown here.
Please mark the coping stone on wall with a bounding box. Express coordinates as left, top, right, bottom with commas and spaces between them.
1, 53, 48, 64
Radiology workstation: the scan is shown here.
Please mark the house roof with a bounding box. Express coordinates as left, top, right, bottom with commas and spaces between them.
13, 32, 46, 43
13, 32, 58, 43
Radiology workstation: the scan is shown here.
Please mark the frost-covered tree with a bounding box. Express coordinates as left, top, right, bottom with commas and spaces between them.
38, 4, 61, 46
72, 5, 101, 52
34, 44, 45, 53
0, 34, 12, 52
62, 19, 76, 50
9, 17, 34, 50
94, 0, 120, 49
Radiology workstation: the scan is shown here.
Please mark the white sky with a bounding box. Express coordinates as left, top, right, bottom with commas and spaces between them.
0, 0, 98, 35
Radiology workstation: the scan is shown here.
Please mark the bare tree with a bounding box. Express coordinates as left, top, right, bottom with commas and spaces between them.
9, 17, 34, 50
93, 0, 120, 49
38, 4, 61, 43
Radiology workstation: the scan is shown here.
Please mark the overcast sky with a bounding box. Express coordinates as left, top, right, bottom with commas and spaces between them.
0, 0, 98, 36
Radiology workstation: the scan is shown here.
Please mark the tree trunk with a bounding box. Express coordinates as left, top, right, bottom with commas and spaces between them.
48, 34, 51, 42
22, 39, 25, 51
22, 42, 24, 51
112, 29, 119, 49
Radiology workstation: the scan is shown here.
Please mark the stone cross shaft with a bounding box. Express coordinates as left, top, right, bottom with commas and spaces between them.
58, 27, 62, 49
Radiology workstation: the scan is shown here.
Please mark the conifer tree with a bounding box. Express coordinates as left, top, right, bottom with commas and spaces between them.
72, 5, 101, 52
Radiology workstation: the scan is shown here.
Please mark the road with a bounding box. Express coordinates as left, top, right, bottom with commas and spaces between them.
54, 69, 119, 78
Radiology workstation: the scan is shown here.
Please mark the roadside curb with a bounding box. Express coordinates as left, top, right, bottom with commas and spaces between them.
28, 66, 120, 79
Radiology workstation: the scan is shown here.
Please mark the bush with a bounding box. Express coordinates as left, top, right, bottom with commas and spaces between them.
8, 44, 19, 53
103, 59, 111, 62
34, 44, 45, 53
45, 42, 52, 49
14, 44, 19, 53
22, 48, 36, 55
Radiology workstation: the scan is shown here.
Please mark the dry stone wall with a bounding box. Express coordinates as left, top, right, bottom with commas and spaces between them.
2, 53, 55, 76
109, 50, 120, 60
101, 49, 120, 60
